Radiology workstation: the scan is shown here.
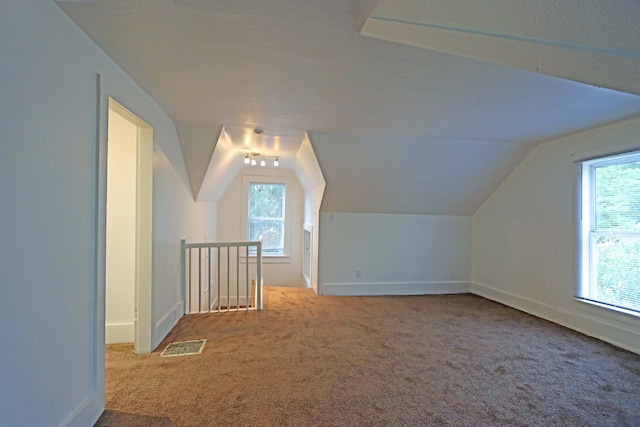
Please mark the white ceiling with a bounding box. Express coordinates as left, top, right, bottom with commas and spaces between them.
225, 126, 305, 165
56, 0, 640, 214
364, 0, 640, 97
371, 0, 640, 57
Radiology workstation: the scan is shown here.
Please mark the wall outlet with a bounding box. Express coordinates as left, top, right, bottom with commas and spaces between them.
355, 269, 361, 279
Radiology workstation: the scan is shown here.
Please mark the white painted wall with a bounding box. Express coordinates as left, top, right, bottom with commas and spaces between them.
175, 122, 223, 200
217, 168, 304, 287
318, 213, 471, 295
148, 125, 217, 350
192, 126, 243, 203
105, 109, 137, 344
472, 116, 640, 354
0, 2, 216, 426
293, 134, 326, 293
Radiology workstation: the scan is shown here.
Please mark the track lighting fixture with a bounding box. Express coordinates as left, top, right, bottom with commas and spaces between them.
243, 151, 280, 167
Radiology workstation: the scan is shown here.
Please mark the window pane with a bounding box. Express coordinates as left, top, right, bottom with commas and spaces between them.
249, 184, 284, 219
595, 160, 640, 231
580, 152, 640, 315
248, 183, 285, 254
591, 234, 640, 311
249, 220, 284, 253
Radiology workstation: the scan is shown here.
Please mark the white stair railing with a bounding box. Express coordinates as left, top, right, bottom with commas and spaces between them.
181, 239, 262, 314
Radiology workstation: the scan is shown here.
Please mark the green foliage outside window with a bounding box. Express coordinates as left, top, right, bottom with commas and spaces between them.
593, 161, 640, 311
595, 162, 640, 231
249, 183, 285, 254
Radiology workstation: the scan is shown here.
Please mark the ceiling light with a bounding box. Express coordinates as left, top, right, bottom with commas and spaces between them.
243, 151, 280, 167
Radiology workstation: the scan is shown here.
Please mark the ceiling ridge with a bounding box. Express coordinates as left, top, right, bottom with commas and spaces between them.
367, 16, 640, 59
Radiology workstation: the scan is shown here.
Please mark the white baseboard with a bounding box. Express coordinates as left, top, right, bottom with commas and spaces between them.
153, 301, 183, 350
105, 322, 134, 344
471, 281, 640, 355
322, 281, 470, 296
61, 390, 103, 427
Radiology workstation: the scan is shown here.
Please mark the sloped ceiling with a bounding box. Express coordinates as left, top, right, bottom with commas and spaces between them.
363, 0, 640, 96
314, 133, 534, 215
174, 122, 222, 198
56, 0, 640, 215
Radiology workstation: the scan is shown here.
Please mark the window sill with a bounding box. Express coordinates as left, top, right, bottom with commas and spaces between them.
574, 297, 640, 323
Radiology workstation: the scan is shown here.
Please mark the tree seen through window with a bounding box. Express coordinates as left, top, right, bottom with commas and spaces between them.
582, 155, 640, 313
248, 183, 286, 255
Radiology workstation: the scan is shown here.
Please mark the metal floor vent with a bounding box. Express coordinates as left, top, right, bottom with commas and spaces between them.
160, 339, 206, 357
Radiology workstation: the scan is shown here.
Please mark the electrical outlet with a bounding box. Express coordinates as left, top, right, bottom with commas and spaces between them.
355, 269, 361, 279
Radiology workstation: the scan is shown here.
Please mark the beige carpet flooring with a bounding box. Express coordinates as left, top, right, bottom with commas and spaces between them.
96, 286, 640, 426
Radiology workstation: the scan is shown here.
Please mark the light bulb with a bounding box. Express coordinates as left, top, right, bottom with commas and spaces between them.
251, 157, 257, 166
273, 157, 279, 167
260, 157, 266, 167
244, 153, 250, 164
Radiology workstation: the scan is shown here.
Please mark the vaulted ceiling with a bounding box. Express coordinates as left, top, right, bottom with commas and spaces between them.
56, 0, 640, 215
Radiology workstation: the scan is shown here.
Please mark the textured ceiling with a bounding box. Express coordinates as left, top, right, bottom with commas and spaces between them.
364, 0, 640, 97
371, 0, 640, 56
56, 0, 640, 214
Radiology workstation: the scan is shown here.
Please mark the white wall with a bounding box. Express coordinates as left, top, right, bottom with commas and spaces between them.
217, 168, 304, 287
105, 109, 137, 343
318, 213, 471, 295
148, 124, 217, 350
0, 2, 216, 426
472, 116, 640, 354
303, 185, 324, 292
293, 134, 326, 293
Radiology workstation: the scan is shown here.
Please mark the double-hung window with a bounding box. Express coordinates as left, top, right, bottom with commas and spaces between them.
578, 150, 640, 314
248, 182, 286, 255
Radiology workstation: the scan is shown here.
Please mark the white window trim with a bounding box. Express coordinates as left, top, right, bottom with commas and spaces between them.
242, 174, 292, 263
576, 149, 640, 318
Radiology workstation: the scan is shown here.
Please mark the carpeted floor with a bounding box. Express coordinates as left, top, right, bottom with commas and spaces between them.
96, 287, 640, 426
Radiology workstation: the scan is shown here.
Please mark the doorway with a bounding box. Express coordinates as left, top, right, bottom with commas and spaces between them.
106, 98, 153, 354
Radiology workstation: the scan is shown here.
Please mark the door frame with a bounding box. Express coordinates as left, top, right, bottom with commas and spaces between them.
104, 97, 153, 354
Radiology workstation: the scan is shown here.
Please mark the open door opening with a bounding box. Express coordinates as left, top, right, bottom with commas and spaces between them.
106, 98, 153, 354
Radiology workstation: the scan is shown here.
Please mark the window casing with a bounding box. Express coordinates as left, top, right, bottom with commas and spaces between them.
578, 150, 640, 315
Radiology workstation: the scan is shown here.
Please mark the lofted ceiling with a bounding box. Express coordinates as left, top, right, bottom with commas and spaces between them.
56, 0, 640, 214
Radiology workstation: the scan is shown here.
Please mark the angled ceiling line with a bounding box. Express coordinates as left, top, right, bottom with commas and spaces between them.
366, 16, 640, 59
361, 17, 640, 96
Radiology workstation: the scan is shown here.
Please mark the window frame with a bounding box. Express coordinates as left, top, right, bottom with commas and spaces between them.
576, 149, 640, 317
241, 175, 292, 261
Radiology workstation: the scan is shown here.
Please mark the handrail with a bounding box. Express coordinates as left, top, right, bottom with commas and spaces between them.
181, 239, 262, 314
